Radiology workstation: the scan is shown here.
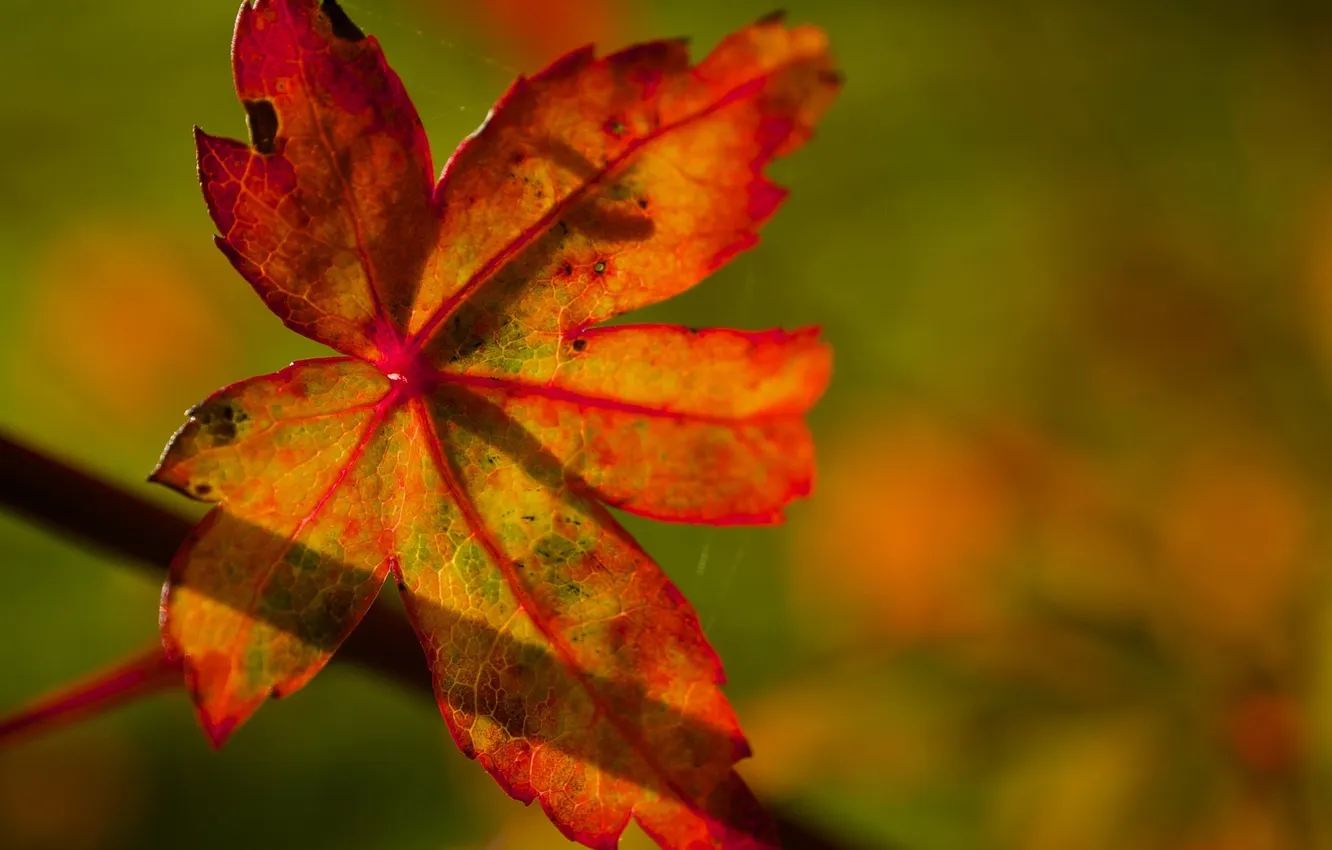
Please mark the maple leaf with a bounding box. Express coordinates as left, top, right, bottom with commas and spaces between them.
149, 1, 838, 847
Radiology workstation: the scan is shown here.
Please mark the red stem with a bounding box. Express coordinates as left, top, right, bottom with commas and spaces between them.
0, 647, 181, 744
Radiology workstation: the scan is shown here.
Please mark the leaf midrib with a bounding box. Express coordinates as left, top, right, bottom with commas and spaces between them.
408, 396, 718, 826
406, 64, 781, 355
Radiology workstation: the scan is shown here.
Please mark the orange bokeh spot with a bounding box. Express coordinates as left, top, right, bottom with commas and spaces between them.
0, 731, 141, 850
428, 0, 623, 67
1158, 437, 1309, 646
1225, 689, 1303, 779
12, 224, 233, 426
793, 411, 1016, 641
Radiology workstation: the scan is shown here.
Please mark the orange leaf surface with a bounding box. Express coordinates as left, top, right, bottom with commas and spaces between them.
152, 2, 838, 847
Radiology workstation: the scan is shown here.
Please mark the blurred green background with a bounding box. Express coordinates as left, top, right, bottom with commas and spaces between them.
5, 0, 1332, 848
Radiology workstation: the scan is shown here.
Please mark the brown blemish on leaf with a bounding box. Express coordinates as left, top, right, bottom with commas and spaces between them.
242, 100, 278, 154
320, 0, 366, 42
191, 398, 248, 445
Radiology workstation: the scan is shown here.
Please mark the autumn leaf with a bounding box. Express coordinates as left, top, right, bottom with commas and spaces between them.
148, 2, 838, 848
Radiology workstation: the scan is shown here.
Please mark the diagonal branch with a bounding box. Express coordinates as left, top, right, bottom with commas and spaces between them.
0, 428, 431, 693
0, 429, 870, 850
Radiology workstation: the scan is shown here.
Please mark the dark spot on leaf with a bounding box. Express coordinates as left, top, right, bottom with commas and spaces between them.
637, 197, 649, 210
192, 399, 249, 445
820, 69, 845, 86
242, 100, 278, 155
513, 560, 525, 570
534, 533, 578, 565
395, 578, 407, 592
571, 338, 587, 352
604, 117, 625, 136
193, 483, 213, 497
561, 262, 573, 276
686, 326, 700, 334
320, 0, 366, 42
593, 261, 607, 274
193, 398, 248, 424
521, 515, 536, 522
558, 220, 570, 236
269, 687, 283, 701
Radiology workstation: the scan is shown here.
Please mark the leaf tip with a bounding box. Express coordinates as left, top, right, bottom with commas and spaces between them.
734, 734, 754, 761
318, 0, 366, 43
821, 68, 846, 88
191, 125, 212, 170
201, 714, 239, 750
530, 43, 597, 84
